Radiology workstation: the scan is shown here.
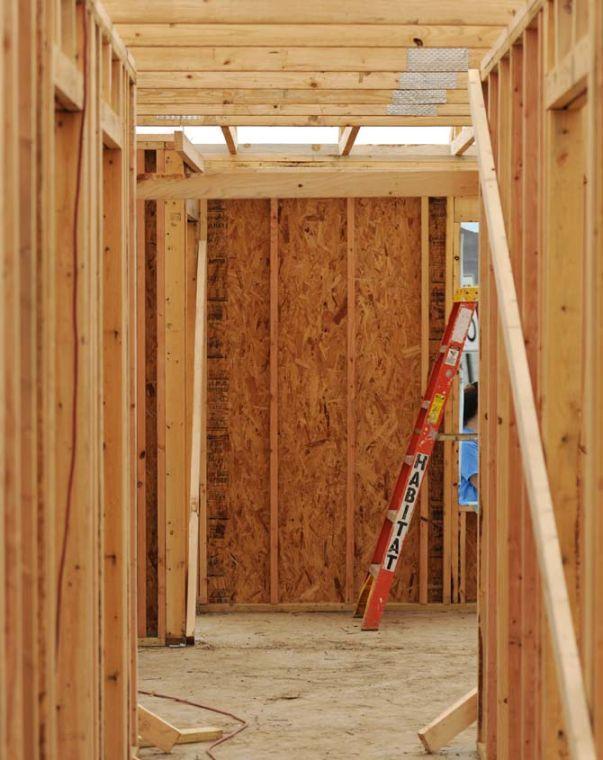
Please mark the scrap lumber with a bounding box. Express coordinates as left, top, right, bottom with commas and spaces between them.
139, 726, 223, 748
138, 704, 223, 751
417, 688, 477, 753
137, 705, 180, 752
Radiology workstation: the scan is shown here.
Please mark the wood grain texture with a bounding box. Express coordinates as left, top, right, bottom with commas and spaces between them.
277, 198, 348, 603
204, 197, 457, 606
354, 197, 422, 602
206, 199, 271, 603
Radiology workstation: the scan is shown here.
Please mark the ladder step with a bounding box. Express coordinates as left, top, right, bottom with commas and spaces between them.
386, 510, 397, 522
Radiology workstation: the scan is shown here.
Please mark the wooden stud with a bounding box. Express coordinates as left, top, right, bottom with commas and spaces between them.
345, 198, 356, 603
198, 201, 209, 606
519, 23, 543, 759
185, 236, 208, 640
164, 149, 187, 643
102, 142, 130, 756
270, 198, 279, 605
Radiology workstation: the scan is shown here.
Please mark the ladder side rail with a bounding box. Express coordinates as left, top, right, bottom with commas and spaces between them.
468, 68, 595, 760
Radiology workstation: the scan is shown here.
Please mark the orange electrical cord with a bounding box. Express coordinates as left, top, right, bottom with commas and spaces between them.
138, 689, 248, 760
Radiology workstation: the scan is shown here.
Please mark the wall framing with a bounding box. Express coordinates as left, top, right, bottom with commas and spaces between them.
1, 1, 138, 757
134, 140, 481, 626
477, 0, 603, 756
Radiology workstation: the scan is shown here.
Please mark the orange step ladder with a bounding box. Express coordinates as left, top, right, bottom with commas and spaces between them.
354, 287, 478, 630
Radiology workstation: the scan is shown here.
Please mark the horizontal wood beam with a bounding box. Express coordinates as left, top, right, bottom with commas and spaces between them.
450, 126, 475, 155
174, 131, 205, 172
103, 0, 522, 26
117, 23, 503, 49
136, 139, 458, 160
129, 46, 484, 72
137, 88, 470, 105
137, 115, 471, 127
544, 35, 590, 110
339, 126, 360, 155
137, 71, 469, 90
54, 46, 84, 111
102, 102, 124, 149
137, 164, 478, 200
137, 103, 470, 117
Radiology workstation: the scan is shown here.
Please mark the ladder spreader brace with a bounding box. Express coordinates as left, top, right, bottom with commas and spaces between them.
354, 287, 479, 630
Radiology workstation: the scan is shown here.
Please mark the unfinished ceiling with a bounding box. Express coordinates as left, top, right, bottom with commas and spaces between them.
104, 0, 524, 128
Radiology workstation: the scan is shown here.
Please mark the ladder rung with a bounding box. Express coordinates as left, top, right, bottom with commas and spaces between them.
387, 510, 397, 522
404, 455, 414, 465
421, 400, 430, 409
369, 563, 381, 578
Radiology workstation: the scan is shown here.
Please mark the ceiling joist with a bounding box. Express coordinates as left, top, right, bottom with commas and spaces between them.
118, 23, 503, 49
106, 0, 522, 129
104, 0, 522, 26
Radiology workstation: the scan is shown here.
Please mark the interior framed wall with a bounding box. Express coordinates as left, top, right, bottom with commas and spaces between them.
477, 0, 603, 756
1, 1, 138, 757
135, 135, 481, 639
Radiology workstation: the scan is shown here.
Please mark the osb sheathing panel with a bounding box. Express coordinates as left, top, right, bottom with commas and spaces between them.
465, 512, 478, 601
277, 198, 348, 602
205, 197, 451, 604
354, 197, 422, 602
207, 199, 271, 603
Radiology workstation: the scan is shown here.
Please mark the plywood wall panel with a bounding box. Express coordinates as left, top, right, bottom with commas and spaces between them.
202, 196, 460, 607
354, 197, 422, 602
206, 199, 271, 603
277, 198, 348, 603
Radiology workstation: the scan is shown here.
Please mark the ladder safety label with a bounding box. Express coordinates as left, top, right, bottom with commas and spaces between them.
451, 306, 473, 343
444, 347, 460, 366
383, 453, 429, 571
427, 394, 445, 425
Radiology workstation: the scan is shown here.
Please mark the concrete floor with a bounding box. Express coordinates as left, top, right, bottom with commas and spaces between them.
138, 608, 478, 760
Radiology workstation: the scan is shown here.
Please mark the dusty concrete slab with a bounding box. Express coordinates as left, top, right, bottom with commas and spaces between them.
138, 609, 478, 759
